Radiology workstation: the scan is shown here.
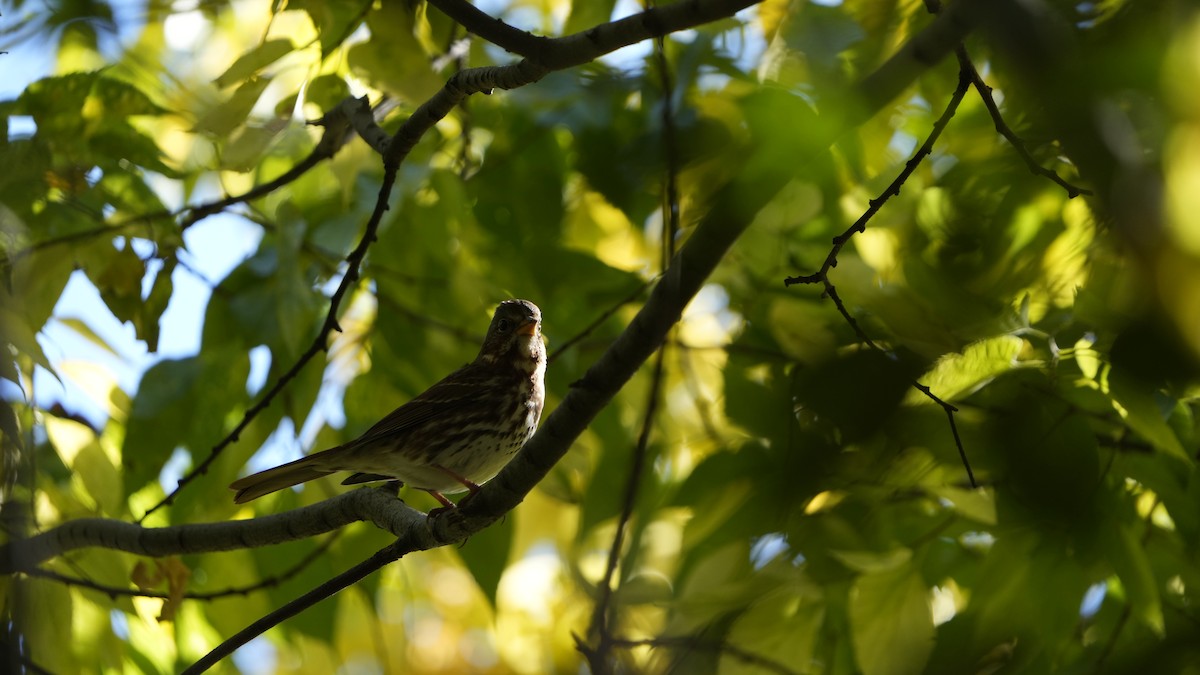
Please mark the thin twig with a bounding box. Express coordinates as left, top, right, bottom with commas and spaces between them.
783, 69, 970, 290
26, 533, 339, 600
921, 0, 1089, 198
583, 346, 668, 673
183, 538, 410, 675
549, 281, 653, 364
655, 25, 681, 265
955, 53, 1089, 198
785, 68, 978, 488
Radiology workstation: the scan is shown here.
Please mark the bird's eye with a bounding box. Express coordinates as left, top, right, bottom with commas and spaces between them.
497, 319, 511, 332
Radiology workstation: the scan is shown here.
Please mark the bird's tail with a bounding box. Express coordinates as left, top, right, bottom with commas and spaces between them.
230, 454, 335, 503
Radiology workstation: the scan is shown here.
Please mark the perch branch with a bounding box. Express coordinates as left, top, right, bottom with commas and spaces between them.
4, 488, 422, 573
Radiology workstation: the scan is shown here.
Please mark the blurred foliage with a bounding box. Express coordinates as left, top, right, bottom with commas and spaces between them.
2, 0, 1200, 673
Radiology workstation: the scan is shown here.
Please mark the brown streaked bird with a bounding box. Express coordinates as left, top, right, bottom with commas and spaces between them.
230, 299, 546, 508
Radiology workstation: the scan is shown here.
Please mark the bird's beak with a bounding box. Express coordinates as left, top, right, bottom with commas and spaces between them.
518, 320, 539, 336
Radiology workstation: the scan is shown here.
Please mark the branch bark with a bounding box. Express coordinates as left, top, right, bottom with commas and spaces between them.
2, 488, 425, 574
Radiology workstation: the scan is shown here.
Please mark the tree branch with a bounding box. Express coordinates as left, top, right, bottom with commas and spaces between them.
426, 0, 551, 58
4, 488, 423, 573
26, 533, 339, 600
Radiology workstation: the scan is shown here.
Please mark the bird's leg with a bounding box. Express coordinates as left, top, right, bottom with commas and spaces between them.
430, 464, 483, 510
424, 489, 455, 508
432, 464, 482, 494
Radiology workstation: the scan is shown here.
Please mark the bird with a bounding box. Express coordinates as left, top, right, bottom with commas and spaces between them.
230, 299, 546, 508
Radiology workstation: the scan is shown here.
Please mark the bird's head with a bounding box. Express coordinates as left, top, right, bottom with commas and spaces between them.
478, 299, 543, 366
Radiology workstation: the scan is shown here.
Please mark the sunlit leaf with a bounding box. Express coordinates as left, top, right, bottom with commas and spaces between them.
214, 39, 295, 89
193, 76, 273, 137
907, 335, 1023, 404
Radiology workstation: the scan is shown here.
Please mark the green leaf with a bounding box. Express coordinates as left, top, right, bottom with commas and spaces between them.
123, 349, 251, 494
292, 0, 372, 56
8, 246, 76, 336
564, 0, 616, 35
13, 577, 78, 674
724, 583, 825, 674
347, 2, 441, 103
140, 255, 176, 353
932, 486, 996, 525
90, 72, 168, 117
304, 74, 352, 112
849, 558, 934, 675
1102, 522, 1164, 635
214, 39, 295, 89
89, 242, 146, 330
794, 348, 922, 442
1109, 373, 1190, 463
459, 514, 514, 607
192, 76, 273, 136
832, 548, 912, 574
907, 335, 1023, 404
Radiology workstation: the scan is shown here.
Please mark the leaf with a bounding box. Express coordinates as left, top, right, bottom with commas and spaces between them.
0, 305, 56, 375
122, 348, 251, 495
849, 558, 934, 675
9, 246, 76, 336
131, 558, 191, 621
458, 511, 513, 607
292, 0, 372, 56
1101, 522, 1164, 635
192, 76, 273, 137
793, 348, 923, 442
140, 255, 176, 353
1109, 372, 1190, 463
564, 0, 616, 35
347, 2, 442, 103
304, 74, 352, 112
214, 39, 295, 89
90, 241, 146, 330
724, 583, 825, 674
832, 548, 912, 573
13, 577, 78, 673
932, 486, 996, 525
907, 335, 1023, 404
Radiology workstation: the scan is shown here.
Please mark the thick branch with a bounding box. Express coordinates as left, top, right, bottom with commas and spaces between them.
2, 488, 425, 574
427, 0, 761, 69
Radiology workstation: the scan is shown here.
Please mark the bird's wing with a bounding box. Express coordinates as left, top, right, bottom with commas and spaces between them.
342, 365, 491, 450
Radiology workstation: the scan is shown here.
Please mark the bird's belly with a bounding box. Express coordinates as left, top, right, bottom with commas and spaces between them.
341, 402, 539, 493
